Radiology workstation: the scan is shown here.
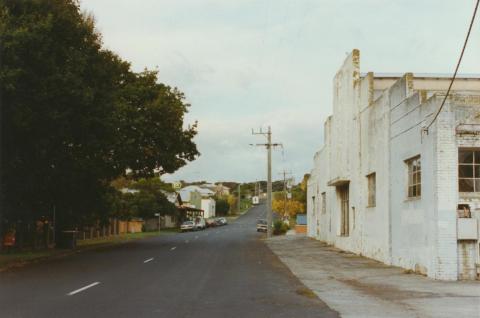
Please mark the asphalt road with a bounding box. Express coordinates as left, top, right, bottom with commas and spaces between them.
0, 204, 339, 318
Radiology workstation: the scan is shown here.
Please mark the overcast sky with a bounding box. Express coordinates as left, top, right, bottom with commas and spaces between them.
81, 0, 479, 184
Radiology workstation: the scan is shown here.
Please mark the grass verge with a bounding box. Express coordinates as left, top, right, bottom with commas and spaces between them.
0, 229, 178, 271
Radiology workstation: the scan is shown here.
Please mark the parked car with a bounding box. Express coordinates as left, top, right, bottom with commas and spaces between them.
194, 218, 206, 230
256, 219, 268, 232
217, 217, 228, 226
180, 221, 195, 232
206, 218, 218, 228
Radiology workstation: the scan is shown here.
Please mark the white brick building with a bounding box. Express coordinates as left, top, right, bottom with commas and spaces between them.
307, 49, 480, 280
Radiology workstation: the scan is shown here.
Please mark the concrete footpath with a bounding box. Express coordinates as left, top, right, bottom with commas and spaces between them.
266, 235, 480, 318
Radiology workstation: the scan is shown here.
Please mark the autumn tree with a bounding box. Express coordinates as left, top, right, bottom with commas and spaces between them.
272, 198, 305, 218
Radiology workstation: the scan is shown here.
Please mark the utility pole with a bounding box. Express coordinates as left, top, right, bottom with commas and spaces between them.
251, 126, 282, 238
278, 170, 292, 218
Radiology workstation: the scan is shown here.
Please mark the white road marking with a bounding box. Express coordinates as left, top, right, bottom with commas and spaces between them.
195, 236, 198, 239
67, 282, 100, 296
143, 258, 154, 263
185, 240, 189, 243
171, 246, 176, 250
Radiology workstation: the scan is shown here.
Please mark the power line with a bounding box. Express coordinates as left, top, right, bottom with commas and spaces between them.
424, 0, 479, 132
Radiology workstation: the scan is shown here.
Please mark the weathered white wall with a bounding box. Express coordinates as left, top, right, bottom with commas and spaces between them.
201, 198, 216, 218
308, 49, 480, 280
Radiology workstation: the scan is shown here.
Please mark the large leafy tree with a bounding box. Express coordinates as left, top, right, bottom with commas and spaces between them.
114, 70, 199, 177
0, 0, 198, 245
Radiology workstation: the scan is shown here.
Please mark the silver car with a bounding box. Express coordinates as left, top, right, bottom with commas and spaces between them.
180, 221, 195, 232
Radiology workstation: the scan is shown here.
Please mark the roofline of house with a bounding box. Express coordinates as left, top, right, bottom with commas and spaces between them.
360, 72, 480, 79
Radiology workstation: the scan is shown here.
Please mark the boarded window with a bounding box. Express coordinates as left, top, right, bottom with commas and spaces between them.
459, 149, 480, 192
406, 156, 421, 198
367, 173, 376, 206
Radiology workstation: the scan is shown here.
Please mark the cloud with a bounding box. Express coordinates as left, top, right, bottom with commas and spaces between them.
80, 0, 480, 183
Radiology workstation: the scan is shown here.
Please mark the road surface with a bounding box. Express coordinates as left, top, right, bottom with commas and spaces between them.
0, 204, 338, 318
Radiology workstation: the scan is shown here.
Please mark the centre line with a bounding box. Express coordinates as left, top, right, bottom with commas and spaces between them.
67, 282, 100, 296
143, 258, 154, 263
171, 246, 176, 250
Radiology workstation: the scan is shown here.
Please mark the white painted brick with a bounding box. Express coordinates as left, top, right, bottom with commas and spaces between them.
307, 50, 480, 280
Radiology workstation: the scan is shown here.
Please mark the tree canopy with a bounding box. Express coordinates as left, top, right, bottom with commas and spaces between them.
0, 0, 199, 237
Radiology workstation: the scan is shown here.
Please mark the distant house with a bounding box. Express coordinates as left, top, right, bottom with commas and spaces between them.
179, 185, 214, 202
179, 185, 216, 218
209, 183, 230, 196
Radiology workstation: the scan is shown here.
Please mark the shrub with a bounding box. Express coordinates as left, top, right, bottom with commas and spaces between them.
273, 220, 289, 235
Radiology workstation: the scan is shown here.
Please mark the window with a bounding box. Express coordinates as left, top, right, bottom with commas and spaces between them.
321, 192, 326, 214
459, 149, 480, 192
311, 196, 316, 214
367, 173, 376, 206
406, 156, 421, 198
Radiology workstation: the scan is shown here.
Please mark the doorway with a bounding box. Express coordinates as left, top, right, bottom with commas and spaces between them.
338, 185, 349, 236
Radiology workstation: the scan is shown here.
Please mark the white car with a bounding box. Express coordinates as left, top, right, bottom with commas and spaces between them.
194, 218, 206, 230
180, 221, 195, 232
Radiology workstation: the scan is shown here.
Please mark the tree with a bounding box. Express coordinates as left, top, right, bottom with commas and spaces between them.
130, 178, 177, 218
0, 0, 198, 246
1, 0, 129, 236
215, 197, 230, 216
113, 70, 199, 177
272, 198, 305, 217
227, 195, 238, 214
108, 178, 178, 221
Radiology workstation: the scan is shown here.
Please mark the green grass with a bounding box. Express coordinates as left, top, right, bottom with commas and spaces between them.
0, 229, 179, 271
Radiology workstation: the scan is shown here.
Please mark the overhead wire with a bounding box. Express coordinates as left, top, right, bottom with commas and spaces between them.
424, 0, 479, 132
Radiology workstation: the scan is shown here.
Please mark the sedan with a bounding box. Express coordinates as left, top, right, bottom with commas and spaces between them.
180, 221, 195, 232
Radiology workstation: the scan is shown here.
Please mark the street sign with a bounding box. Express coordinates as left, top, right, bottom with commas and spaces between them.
172, 181, 182, 190
154, 213, 160, 216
